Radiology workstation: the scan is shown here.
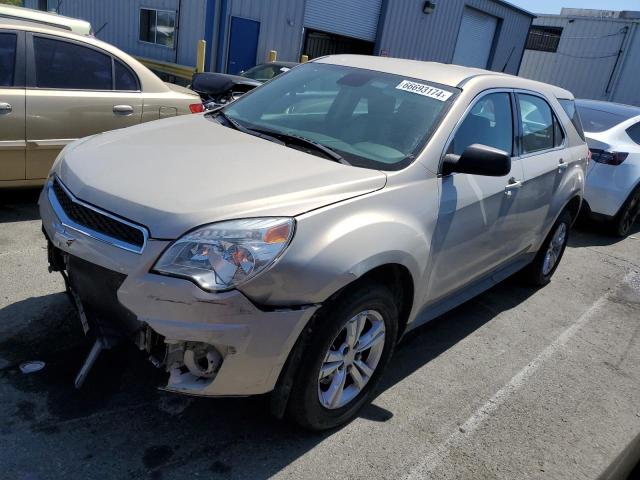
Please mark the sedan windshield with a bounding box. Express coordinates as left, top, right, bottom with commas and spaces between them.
223, 63, 457, 170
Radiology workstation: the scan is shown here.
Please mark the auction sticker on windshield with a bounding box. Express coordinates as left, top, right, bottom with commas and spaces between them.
396, 80, 453, 101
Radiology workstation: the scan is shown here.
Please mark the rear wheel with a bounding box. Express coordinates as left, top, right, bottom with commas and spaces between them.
613, 187, 640, 237
521, 210, 572, 287
286, 283, 398, 430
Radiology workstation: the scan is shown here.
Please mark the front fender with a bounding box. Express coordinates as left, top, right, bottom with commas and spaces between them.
240, 178, 438, 309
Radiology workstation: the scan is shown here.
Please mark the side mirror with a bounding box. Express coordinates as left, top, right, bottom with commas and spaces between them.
442, 144, 511, 177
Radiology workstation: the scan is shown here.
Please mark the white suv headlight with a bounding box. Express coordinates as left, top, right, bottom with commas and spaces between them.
153, 218, 294, 291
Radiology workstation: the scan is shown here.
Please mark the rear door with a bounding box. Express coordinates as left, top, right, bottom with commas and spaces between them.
0, 29, 26, 181
427, 91, 525, 301
25, 33, 143, 180
515, 93, 568, 238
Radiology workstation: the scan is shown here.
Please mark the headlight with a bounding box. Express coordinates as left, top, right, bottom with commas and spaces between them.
153, 218, 294, 291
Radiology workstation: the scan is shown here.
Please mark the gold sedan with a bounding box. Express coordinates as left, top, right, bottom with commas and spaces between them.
0, 16, 200, 188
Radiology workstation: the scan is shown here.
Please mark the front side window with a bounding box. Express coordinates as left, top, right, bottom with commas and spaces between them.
518, 94, 556, 154
33, 37, 112, 90
223, 63, 457, 170
451, 92, 513, 156
139, 9, 176, 48
0, 33, 17, 87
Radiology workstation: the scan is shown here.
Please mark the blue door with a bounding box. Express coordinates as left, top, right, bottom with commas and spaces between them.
227, 17, 260, 75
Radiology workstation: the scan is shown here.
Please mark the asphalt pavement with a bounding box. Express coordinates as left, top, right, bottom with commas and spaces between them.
1, 188, 639, 480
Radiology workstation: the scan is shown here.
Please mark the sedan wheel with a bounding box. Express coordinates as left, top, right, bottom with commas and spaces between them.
615, 188, 640, 237
318, 310, 386, 410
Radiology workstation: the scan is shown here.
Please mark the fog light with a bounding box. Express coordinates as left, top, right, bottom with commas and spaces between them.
183, 344, 222, 378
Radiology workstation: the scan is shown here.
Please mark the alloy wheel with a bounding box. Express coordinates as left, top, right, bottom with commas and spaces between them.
318, 310, 386, 410
542, 222, 567, 276
619, 191, 640, 236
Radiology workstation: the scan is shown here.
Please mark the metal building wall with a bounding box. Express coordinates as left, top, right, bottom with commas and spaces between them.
222, 0, 305, 69
519, 15, 638, 103
611, 23, 640, 106
376, 0, 533, 75
22, 0, 206, 66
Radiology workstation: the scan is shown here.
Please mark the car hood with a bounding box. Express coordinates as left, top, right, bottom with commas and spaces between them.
56, 114, 387, 239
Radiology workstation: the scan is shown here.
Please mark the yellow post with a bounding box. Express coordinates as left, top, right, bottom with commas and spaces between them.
268, 50, 277, 62
300, 54, 309, 63
196, 40, 206, 73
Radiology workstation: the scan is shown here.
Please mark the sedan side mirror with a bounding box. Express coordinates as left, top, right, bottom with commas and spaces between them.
442, 144, 511, 177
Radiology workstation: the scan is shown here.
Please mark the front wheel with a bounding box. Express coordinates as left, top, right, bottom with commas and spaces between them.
286, 284, 398, 430
521, 210, 572, 287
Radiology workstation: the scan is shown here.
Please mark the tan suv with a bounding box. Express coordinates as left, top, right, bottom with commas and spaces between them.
0, 14, 199, 188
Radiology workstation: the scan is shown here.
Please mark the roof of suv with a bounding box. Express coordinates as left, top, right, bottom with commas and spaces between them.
316, 55, 573, 99
0, 4, 92, 35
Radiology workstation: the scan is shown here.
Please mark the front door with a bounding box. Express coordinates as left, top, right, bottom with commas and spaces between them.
25, 33, 142, 180
427, 91, 526, 302
0, 30, 26, 182
227, 17, 260, 75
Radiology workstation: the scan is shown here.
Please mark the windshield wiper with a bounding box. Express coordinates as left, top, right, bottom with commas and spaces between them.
245, 127, 351, 165
213, 111, 285, 145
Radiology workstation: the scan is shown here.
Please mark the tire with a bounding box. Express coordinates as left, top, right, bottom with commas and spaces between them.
521, 210, 572, 287
612, 187, 640, 237
286, 283, 398, 430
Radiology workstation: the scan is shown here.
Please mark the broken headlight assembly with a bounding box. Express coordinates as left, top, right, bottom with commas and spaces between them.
153, 218, 294, 291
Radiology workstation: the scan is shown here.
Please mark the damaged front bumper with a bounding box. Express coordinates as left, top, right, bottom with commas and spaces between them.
39, 184, 318, 397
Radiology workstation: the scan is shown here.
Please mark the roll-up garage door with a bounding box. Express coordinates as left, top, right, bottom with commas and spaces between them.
304, 0, 382, 42
452, 7, 498, 69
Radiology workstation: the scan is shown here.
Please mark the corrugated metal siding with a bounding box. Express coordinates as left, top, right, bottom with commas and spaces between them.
376, 0, 531, 74
304, 0, 382, 42
611, 23, 640, 105
224, 0, 305, 69
22, 0, 205, 66
519, 16, 637, 102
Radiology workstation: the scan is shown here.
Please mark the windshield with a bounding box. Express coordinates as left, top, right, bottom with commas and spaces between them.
242, 64, 291, 82
224, 63, 457, 170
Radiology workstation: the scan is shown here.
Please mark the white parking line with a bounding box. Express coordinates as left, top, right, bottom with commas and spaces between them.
403, 272, 637, 480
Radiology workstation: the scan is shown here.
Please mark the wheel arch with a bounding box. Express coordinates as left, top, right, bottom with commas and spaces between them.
269, 261, 416, 419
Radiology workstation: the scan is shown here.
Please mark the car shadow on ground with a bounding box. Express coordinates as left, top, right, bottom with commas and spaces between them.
570, 220, 640, 248
0, 188, 42, 223
0, 271, 538, 479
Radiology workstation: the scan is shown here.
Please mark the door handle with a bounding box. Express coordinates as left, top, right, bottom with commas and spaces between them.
0, 102, 12, 114
558, 159, 569, 172
113, 105, 134, 116
504, 178, 523, 197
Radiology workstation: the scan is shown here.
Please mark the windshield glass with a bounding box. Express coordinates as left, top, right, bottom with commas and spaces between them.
224, 63, 457, 170
242, 64, 290, 82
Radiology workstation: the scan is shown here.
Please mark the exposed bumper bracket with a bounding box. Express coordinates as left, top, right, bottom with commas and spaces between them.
74, 338, 105, 389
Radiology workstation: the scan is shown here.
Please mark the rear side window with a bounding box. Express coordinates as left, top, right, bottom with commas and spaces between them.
518, 94, 558, 154
627, 123, 640, 145
34, 37, 112, 90
115, 60, 139, 91
558, 99, 585, 141
451, 92, 513, 156
575, 106, 627, 133
0, 33, 17, 87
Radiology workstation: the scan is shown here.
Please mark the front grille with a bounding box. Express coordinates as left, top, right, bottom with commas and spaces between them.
52, 178, 145, 249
